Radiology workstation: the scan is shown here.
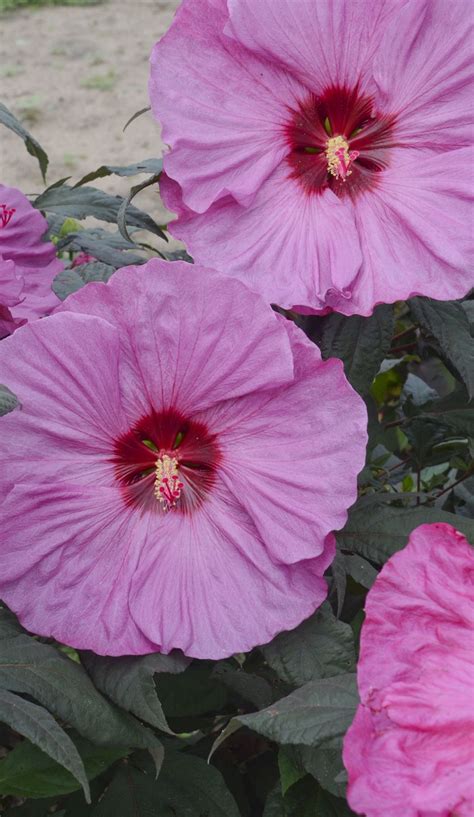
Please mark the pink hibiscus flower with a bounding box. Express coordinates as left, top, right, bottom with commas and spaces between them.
343, 523, 474, 817
0, 184, 62, 332
150, 0, 474, 315
0, 260, 367, 658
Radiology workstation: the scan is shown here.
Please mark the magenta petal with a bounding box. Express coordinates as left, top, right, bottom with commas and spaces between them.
343, 523, 474, 817
349, 148, 474, 314
210, 321, 367, 563
162, 168, 363, 312
0, 482, 156, 655
129, 494, 333, 659
0, 256, 23, 307
59, 260, 296, 415
0, 184, 56, 269
225, 0, 396, 93
150, 0, 305, 212
0, 311, 128, 488
374, 0, 473, 149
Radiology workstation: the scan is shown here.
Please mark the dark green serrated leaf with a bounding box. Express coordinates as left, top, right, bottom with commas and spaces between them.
34, 185, 166, 240
261, 603, 356, 686
337, 496, 474, 564
0, 102, 48, 181
0, 611, 162, 769
92, 749, 240, 817
318, 305, 394, 394
53, 262, 116, 300
81, 652, 190, 735
75, 158, 162, 187
0, 689, 89, 801
217, 674, 358, 749
410, 298, 474, 398
0, 384, 19, 416
0, 733, 124, 799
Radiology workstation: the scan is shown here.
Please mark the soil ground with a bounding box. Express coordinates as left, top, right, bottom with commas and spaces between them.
0, 0, 180, 229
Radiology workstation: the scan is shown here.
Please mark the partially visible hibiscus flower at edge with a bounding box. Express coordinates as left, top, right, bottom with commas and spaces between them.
0, 184, 62, 337
343, 523, 474, 817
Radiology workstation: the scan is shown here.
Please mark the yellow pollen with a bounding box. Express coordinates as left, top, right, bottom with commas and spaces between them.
325, 135, 356, 180
154, 454, 184, 510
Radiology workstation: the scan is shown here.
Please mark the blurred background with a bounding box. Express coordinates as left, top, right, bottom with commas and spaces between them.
0, 0, 180, 217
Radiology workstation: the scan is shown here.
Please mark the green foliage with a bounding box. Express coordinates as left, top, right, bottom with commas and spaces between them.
0, 384, 19, 416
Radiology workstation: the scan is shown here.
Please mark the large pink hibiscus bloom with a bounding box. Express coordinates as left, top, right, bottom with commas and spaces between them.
0, 184, 62, 335
0, 260, 366, 658
343, 523, 474, 817
150, 0, 474, 315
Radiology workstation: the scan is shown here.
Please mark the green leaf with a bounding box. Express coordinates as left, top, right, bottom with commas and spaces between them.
278, 747, 305, 795
261, 603, 356, 686
34, 185, 166, 240
56, 228, 145, 268
81, 651, 190, 734
0, 688, 89, 801
0, 733, 124, 799
0, 384, 19, 416
117, 173, 163, 244
340, 554, 377, 589
410, 298, 474, 398
53, 262, 116, 300
92, 749, 241, 817
297, 741, 347, 798
155, 663, 228, 718
75, 158, 162, 187
218, 674, 358, 749
337, 496, 474, 564
264, 777, 355, 817
318, 305, 394, 394
0, 610, 163, 769
212, 664, 273, 709
0, 102, 48, 181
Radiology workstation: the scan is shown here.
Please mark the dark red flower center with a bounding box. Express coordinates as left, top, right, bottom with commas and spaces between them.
0, 205, 15, 229
113, 408, 221, 514
285, 85, 396, 197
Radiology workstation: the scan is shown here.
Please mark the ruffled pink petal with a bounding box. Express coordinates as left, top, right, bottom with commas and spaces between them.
150, 0, 306, 212
162, 167, 363, 312
0, 184, 56, 269
13, 257, 63, 321
374, 0, 473, 149
200, 319, 367, 563
59, 260, 296, 417
129, 492, 334, 659
225, 0, 397, 95
343, 523, 474, 817
348, 148, 474, 315
0, 256, 23, 307
0, 305, 23, 340
0, 312, 129, 488
0, 482, 156, 655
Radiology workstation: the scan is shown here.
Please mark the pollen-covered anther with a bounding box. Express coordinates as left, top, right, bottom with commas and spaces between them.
154, 453, 184, 510
325, 136, 359, 180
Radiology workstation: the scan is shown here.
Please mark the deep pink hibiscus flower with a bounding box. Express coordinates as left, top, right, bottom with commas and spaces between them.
0, 260, 366, 658
343, 523, 474, 817
0, 184, 62, 335
150, 0, 474, 315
